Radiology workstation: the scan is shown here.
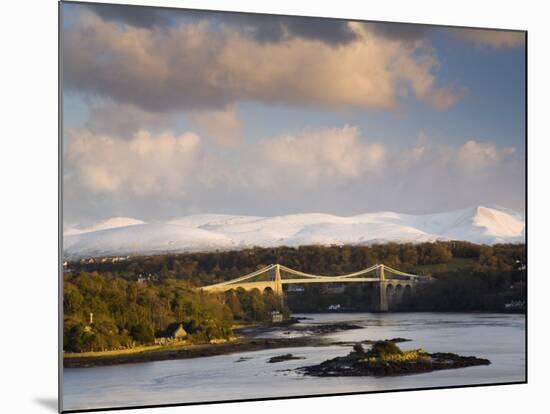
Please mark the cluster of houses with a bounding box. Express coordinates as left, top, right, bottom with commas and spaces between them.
63, 256, 131, 266
137, 273, 157, 284
79, 256, 130, 264
63, 256, 131, 269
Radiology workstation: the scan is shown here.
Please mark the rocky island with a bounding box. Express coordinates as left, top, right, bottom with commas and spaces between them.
300, 341, 491, 377
268, 354, 305, 363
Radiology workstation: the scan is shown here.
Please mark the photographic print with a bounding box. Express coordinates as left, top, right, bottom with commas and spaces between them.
60, 1, 526, 411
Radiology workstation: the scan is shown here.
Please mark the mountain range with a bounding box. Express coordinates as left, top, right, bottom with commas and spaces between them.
63, 206, 525, 259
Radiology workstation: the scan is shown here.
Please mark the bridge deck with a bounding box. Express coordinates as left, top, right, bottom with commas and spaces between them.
201, 263, 428, 292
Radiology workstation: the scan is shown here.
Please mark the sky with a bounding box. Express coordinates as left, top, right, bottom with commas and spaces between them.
61, 2, 526, 228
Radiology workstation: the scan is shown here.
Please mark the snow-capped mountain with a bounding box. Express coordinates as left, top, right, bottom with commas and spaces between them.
63, 206, 525, 258
64, 217, 145, 236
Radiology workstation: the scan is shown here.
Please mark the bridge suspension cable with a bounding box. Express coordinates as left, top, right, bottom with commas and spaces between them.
202, 264, 276, 289
277, 263, 382, 280
201, 263, 430, 292
382, 264, 428, 279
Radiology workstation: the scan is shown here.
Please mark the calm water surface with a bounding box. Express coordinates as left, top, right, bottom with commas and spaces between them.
63, 312, 525, 411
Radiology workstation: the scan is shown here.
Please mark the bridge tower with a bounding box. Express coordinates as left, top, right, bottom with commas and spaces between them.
378, 264, 389, 312
274, 264, 283, 296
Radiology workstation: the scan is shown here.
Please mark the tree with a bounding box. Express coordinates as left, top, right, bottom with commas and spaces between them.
224, 291, 243, 319
159, 264, 173, 281
130, 324, 155, 344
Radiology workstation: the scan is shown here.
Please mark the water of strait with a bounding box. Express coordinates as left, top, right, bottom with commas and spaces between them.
63, 312, 525, 411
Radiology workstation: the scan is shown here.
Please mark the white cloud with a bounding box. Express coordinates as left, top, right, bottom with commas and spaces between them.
66, 126, 518, 196
399, 136, 517, 174
67, 129, 205, 194
451, 28, 525, 48
189, 105, 242, 147
253, 126, 385, 188
422, 87, 464, 111
457, 139, 514, 169
67, 125, 386, 195
63, 13, 461, 112
64, 126, 523, 225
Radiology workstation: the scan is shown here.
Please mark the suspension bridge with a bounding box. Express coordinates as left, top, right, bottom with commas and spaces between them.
202, 264, 430, 311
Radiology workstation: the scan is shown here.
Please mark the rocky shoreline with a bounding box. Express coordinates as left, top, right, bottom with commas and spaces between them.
64, 320, 491, 375
268, 354, 306, 363
64, 321, 363, 368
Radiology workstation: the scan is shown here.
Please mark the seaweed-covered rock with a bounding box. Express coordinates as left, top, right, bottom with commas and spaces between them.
300, 341, 490, 377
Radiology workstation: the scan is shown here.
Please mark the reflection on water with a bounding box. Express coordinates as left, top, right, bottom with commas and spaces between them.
63, 312, 525, 411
